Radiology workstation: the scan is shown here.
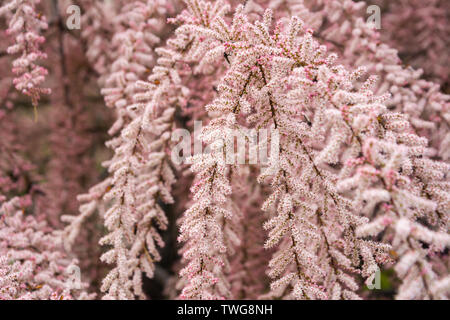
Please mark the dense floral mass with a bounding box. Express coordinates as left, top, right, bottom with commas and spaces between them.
0, 0, 448, 300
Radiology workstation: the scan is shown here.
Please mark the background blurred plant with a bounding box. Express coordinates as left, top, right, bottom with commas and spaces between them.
0, 0, 448, 300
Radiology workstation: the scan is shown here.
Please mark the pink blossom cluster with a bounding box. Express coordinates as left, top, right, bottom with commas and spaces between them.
0, 0, 51, 110
0, 197, 93, 299
0, 0, 448, 300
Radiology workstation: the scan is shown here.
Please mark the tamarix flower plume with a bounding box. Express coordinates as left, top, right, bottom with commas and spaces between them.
0, 0, 448, 300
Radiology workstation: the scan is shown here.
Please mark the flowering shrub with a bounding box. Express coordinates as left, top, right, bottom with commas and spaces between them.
0, 0, 448, 300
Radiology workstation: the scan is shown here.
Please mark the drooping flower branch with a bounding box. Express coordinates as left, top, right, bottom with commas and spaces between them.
168, 0, 449, 299
0, 0, 51, 112
251, 0, 450, 161
63, 0, 178, 299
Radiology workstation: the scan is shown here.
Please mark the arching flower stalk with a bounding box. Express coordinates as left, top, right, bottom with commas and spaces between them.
63, 0, 175, 299
0, 0, 51, 114
171, 0, 377, 299
173, 0, 450, 300
252, 0, 450, 162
